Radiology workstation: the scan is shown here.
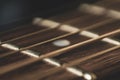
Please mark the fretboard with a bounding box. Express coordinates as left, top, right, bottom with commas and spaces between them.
0, 0, 120, 80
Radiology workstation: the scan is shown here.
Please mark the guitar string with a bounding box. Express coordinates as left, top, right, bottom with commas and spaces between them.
1, 29, 119, 75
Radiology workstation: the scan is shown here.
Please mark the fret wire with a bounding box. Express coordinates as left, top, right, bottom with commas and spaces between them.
39, 29, 120, 59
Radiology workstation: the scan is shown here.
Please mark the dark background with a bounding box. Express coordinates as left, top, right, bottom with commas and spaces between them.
0, 0, 97, 31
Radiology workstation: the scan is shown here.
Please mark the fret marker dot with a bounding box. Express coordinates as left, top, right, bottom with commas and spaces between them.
84, 73, 92, 80
53, 39, 70, 47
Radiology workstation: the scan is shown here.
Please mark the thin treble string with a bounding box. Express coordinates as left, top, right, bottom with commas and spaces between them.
20, 18, 114, 50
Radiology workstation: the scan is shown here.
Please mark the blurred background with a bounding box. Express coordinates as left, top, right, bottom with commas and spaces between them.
0, 0, 97, 31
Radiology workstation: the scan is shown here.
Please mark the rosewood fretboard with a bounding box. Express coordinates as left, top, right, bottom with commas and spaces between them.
0, 0, 120, 80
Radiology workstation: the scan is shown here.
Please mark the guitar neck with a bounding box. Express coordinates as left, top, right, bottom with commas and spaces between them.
0, 0, 120, 80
